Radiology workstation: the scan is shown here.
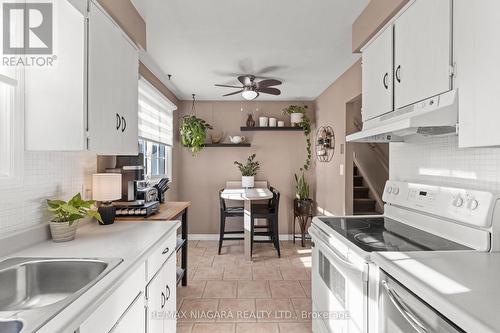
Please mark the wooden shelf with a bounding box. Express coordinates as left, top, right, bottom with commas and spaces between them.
240, 126, 303, 131
203, 143, 251, 147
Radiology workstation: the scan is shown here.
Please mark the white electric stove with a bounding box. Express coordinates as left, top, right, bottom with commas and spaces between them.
309, 180, 500, 333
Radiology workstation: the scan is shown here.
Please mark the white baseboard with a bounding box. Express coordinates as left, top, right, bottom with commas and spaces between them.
188, 234, 297, 241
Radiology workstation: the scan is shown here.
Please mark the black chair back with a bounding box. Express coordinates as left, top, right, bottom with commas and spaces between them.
269, 187, 280, 215
219, 189, 227, 211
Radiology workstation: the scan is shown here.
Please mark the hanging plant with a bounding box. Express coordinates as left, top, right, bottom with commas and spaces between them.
180, 115, 212, 155
283, 105, 312, 171
180, 94, 213, 156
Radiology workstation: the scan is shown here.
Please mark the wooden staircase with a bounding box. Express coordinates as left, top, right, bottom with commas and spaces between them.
353, 166, 378, 215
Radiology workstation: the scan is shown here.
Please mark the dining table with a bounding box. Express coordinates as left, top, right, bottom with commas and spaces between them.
220, 187, 274, 261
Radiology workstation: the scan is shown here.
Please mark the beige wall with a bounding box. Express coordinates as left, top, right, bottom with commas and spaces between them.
313, 60, 362, 216
174, 101, 314, 235
97, 0, 147, 49
352, 0, 409, 52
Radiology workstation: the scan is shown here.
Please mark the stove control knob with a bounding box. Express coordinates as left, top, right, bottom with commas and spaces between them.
386, 186, 393, 194
393, 187, 400, 195
468, 199, 479, 211
453, 195, 464, 208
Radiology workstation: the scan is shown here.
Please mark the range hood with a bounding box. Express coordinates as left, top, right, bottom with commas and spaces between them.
346, 90, 458, 143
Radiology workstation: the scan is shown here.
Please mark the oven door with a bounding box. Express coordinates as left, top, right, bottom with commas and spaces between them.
379, 270, 465, 333
310, 226, 368, 333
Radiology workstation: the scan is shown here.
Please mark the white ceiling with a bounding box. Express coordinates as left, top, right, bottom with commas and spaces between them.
132, 0, 368, 101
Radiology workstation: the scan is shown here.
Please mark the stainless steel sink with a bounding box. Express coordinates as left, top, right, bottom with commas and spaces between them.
0, 320, 23, 333
0, 258, 122, 333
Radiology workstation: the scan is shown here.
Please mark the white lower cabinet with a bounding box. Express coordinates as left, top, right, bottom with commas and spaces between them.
79, 227, 178, 333
110, 292, 146, 333
146, 254, 177, 333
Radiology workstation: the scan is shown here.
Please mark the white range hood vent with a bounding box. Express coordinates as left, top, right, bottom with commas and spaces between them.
346, 90, 458, 143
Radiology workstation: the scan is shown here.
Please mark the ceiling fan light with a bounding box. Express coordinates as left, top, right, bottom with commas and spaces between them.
242, 90, 258, 100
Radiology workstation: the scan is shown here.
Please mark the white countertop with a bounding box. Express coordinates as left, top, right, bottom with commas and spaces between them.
373, 251, 500, 333
1, 220, 180, 333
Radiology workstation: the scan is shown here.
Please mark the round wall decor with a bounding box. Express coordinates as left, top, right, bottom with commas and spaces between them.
315, 126, 335, 162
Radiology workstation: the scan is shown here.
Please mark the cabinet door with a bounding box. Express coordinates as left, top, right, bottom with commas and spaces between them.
110, 292, 146, 333
362, 26, 393, 121
88, 2, 138, 155
118, 35, 139, 155
163, 255, 177, 333
25, 0, 86, 151
394, 0, 452, 109
146, 254, 177, 333
146, 268, 166, 333
455, 0, 500, 148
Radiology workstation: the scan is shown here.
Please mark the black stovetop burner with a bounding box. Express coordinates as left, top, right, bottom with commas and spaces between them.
316, 216, 471, 252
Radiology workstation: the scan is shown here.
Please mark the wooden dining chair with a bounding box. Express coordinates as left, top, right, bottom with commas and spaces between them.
250, 187, 281, 257
218, 189, 245, 255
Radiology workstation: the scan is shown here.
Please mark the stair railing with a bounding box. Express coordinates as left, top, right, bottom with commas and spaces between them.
353, 118, 389, 173
353, 154, 384, 213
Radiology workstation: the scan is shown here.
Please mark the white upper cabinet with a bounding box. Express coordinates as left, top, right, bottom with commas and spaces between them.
25, 0, 86, 151
394, 0, 452, 109
455, 0, 500, 148
88, 2, 138, 155
362, 26, 393, 122
25, 0, 138, 155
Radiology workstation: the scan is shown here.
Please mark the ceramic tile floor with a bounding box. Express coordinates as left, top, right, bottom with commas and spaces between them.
177, 240, 312, 333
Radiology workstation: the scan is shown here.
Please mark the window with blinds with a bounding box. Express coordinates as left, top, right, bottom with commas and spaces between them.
138, 77, 176, 146
138, 77, 176, 180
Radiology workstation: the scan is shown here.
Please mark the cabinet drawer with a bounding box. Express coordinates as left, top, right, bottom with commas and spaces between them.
147, 232, 177, 281
79, 262, 146, 333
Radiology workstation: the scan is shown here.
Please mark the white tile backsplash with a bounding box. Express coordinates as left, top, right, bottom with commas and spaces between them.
390, 135, 500, 192
0, 152, 96, 235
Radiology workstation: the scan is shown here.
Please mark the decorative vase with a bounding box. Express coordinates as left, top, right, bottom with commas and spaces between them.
259, 117, 269, 127
210, 131, 224, 144
269, 118, 277, 127
290, 113, 304, 127
49, 220, 79, 243
242, 176, 255, 188
246, 114, 255, 127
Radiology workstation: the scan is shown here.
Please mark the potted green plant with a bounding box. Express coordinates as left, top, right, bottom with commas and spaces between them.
47, 193, 103, 242
294, 173, 314, 215
180, 115, 213, 155
283, 105, 312, 171
234, 154, 260, 188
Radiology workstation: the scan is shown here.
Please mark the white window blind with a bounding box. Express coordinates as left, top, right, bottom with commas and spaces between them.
138, 77, 176, 146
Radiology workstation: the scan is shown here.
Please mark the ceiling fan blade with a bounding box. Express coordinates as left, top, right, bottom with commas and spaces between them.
257, 79, 282, 88
256, 65, 286, 75
223, 90, 244, 97
257, 87, 281, 95
215, 84, 243, 88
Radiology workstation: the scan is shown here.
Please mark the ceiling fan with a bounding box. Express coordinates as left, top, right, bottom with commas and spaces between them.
215, 75, 282, 100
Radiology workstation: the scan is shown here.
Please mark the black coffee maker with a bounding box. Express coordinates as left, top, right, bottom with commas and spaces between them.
106, 155, 145, 202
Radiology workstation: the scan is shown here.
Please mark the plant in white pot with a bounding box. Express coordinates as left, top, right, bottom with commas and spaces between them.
47, 193, 103, 242
234, 154, 260, 188
282, 105, 307, 127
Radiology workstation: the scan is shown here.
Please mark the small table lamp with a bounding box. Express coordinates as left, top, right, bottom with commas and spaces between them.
92, 173, 122, 225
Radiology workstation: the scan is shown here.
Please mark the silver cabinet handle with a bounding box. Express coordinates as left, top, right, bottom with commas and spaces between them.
382, 280, 428, 333
396, 65, 402, 83
383, 72, 389, 89
165, 284, 171, 301
162, 247, 170, 255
